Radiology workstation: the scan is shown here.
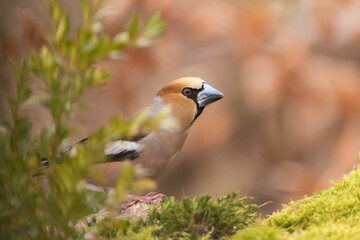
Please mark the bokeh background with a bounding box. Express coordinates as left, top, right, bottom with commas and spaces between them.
2, 0, 360, 215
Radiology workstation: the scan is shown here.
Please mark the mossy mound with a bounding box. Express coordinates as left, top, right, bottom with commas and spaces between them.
233, 167, 360, 240
139, 193, 258, 239
78, 168, 360, 239
78, 193, 258, 239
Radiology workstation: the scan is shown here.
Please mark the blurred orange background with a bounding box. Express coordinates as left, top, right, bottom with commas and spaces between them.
2, 0, 360, 215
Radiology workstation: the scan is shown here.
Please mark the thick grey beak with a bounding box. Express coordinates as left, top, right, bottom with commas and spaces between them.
197, 83, 224, 108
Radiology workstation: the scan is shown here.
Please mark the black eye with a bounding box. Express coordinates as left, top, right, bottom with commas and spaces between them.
182, 88, 192, 96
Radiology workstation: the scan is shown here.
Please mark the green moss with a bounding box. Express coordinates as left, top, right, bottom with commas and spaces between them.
231, 225, 284, 240
136, 193, 258, 239
291, 222, 360, 240
267, 167, 360, 232
76, 217, 158, 240
232, 167, 360, 240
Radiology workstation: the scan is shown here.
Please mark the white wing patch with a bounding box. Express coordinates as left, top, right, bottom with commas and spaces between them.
104, 140, 141, 156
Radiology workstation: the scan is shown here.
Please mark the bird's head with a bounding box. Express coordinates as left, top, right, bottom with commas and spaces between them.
155, 77, 224, 129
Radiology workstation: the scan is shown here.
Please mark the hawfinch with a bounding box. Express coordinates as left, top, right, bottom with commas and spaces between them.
85, 77, 224, 188
39, 77, 223, 201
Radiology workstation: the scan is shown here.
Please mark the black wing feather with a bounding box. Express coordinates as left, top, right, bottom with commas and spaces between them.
106, 149, 140, 161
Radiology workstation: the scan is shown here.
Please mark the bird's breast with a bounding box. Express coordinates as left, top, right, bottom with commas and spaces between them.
135, 130, 189, 179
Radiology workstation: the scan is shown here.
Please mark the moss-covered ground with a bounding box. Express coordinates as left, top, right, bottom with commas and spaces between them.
78, 166, 360, 239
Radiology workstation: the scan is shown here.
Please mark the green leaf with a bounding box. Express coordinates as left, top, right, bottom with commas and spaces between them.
113, 32, 129, 48
128, 13, 139, 42
55, 13, 70, 42
80, 35, 98, 56
7, 96, 17, 119
81, 0, 91, 23
143, 11, 166, 38
50, 0, 62, 24
92, 68, 109, 85
95, 35, 111, 56
13, 118, 32, 140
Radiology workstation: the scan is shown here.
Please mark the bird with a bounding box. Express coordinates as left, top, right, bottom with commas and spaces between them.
38, 77, 224, 206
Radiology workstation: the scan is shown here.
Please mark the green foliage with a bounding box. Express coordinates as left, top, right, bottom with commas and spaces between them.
0, 0, 165, 239
135, 193, 258, 239
232, 167, 360, 240
0, 62, 43, 239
